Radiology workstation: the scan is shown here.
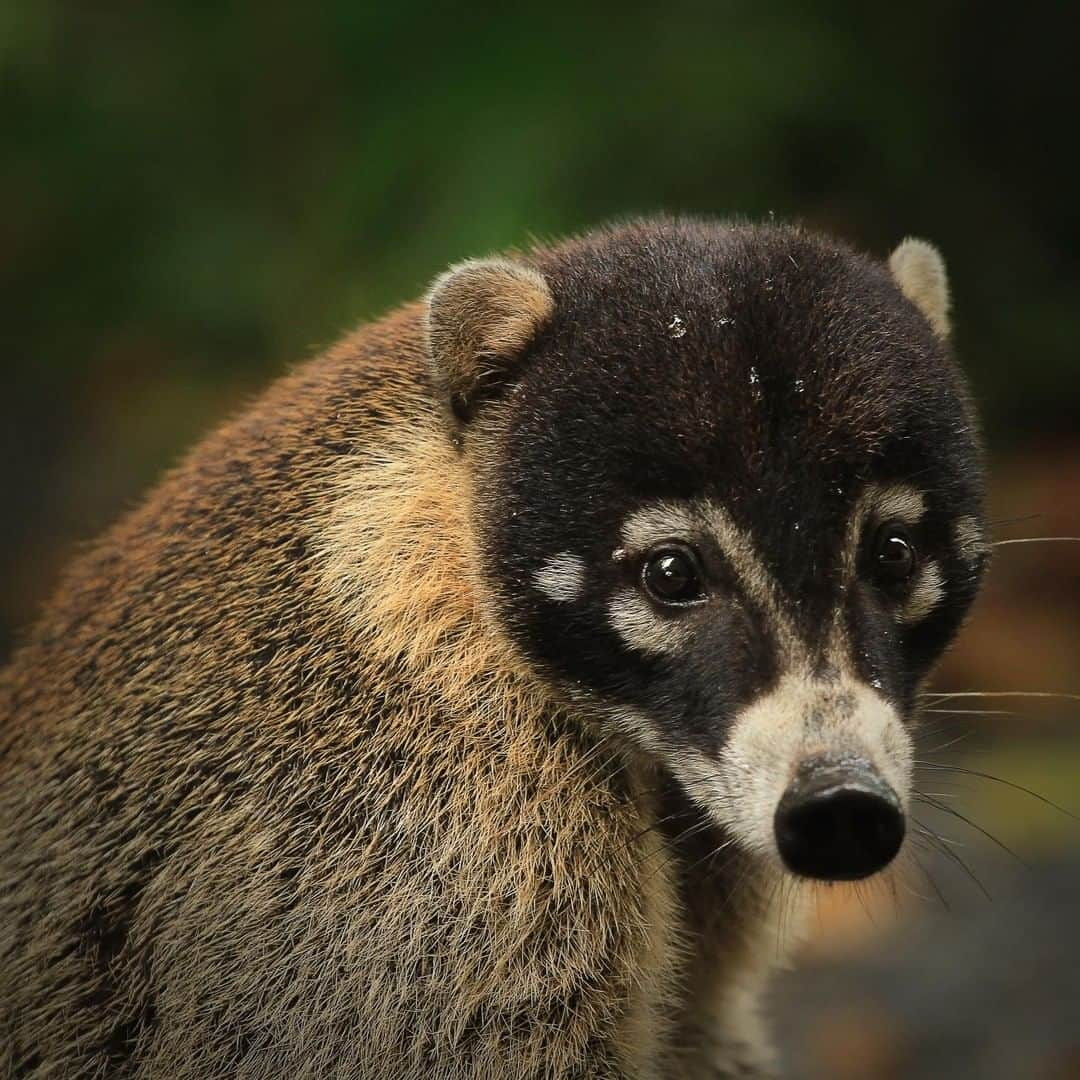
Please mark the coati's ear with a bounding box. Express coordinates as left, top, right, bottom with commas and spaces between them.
425, 257, 554, 424
888, 238, 951, 338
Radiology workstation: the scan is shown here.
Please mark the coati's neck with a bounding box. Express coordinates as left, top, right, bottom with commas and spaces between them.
314, 413, 560, 730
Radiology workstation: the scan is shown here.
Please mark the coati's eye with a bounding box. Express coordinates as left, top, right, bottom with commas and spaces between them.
873, 523, 918, 584
641, 545, 706, 606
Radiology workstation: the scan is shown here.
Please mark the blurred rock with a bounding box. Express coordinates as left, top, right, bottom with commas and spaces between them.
774, 860, 1080, 1079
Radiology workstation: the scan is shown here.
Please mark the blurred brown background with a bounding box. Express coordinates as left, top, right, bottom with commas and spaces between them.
3, 4, 1078, 1076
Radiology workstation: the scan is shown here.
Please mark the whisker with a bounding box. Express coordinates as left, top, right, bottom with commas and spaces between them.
913, 793, 1029, 868
775, 874, 808, 959
624, 808, 697, 846
885, 865, 901, 920
792, 879, 811, 946
916, 728, 975, 756
813, 884, 825, 935
773, 876, 789, 958
992, 536, 1080, 547
911, 776, 972, 793
724, 850, 765, 912
920, 708, 1016, 717
907, 842, 951, 910
852, 881, 876, 926
913, 762, 1078, 821
764, 874, 785, 957
634, 817, 719, 870
988, 513, 1042, 530
682, 837, 740, 886
919, 690, 1080, 704
913, 820, 991, 900
915, 725, 976, 760
636, 840, 685, 884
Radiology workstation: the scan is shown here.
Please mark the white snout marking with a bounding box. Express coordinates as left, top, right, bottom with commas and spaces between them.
607, 589, 692, 655
685, 673, 913, 865
532, 552, 587, 602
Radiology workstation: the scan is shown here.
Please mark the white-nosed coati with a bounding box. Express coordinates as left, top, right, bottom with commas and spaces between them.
0, 218, 986, 1078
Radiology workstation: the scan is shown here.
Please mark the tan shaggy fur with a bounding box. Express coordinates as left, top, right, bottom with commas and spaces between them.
0, 299, 782, 1077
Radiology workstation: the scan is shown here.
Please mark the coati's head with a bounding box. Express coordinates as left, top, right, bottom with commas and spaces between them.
426, 218, 987, 883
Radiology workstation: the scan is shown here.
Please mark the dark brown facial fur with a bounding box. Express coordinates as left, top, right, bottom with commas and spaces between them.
473, 220, 984, 735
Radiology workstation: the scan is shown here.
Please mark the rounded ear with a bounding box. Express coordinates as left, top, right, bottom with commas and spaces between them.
425, 257, 554, 423
888, 238, 951, 338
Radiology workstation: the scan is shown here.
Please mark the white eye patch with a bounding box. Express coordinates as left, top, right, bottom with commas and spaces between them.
870, 483, 926, 525
845, 486, 943, 625
532, 552, 587, 603
620, 499, 799, 661
607, 588, 694, 655
899, 558, 946, 623
843, 482, 927, 573
620, 502, 700, 550
953, 515, 987, 566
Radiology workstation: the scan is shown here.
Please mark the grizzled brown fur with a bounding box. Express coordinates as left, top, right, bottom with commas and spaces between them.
0, 305, 740, 1079
0, 216, 979, 1078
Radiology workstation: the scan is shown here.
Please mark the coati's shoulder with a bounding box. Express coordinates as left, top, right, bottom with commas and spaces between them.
0, 301, 444, 750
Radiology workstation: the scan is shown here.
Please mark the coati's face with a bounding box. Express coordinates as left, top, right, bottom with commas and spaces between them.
427, 219, 987, 882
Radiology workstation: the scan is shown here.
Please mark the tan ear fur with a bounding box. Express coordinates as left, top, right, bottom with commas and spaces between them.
888, 238, 951, 338
425, 257, 554, 421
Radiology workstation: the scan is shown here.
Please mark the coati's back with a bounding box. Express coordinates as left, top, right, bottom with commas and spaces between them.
1, 217, 986, 1079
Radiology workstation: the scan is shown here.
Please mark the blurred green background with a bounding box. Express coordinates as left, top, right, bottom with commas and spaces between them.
3, 4, 1078, 1076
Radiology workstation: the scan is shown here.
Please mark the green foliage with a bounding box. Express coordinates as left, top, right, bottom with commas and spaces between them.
2, 2, 1078, 649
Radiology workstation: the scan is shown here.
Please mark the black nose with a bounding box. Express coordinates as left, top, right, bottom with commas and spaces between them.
774, 763, 905, 881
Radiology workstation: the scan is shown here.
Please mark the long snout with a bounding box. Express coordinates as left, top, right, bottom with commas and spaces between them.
773, 755, 905, 881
